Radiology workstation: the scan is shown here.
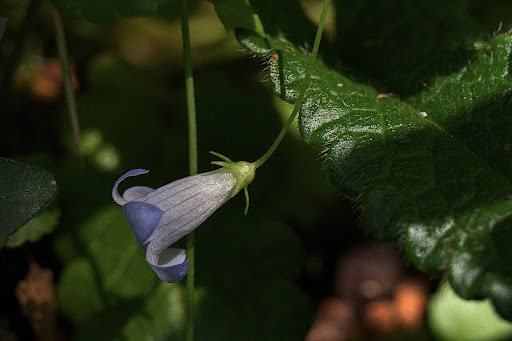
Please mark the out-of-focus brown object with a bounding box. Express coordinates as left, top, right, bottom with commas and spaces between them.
305, 320, 345, 341
335, 243, 404, 310
29, 58, 79, 100
394, 280, 429, 329
13, 58, 80, 101
306, 243, 430, 340
364, 300, 396, 332
364, 280, 429, 333
15, 261, 61, 341
305, 298, 356, 341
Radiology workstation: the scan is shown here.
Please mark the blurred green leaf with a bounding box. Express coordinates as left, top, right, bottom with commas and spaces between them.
197, 218, 305, 285
59, 258, 184, 340
121, 283, 185, 341
197, 280, 311, 341
206, 0, 263, 34
236, 5, 512, 322
56, 205, 184, 338
49, 0, 179, 23
429, 283, 512, 341
5, 206, 60, 248
70, 55, 169, 170
72, 283, 185, 341
242, 0, 316, 45
195, 212, 312, 340
56, 206, 157, 312
56, 204, 311, 340
0, 157, 58, 246
58, 258, 105, 324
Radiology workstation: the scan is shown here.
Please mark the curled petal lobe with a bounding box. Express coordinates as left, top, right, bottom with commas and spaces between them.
122, 201, 164, 246
112, 168, 149, 205
146, 248, 189, 283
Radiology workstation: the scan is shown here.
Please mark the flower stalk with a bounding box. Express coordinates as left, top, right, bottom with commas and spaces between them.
253, 0, 331, 169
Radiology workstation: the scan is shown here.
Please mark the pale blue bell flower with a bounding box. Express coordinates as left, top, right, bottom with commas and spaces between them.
112, 157, 255, 283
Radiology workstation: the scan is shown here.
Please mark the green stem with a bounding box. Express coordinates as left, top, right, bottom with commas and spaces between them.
185, 226, 195, 341
253, 0, 330, 169
182, 3, 198, 177
51, 7, 84, 167
1, 0, 42, 91
181, 0, 197, 340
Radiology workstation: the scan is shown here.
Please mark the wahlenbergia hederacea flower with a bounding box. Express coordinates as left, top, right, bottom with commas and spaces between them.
112, 0, 329, 283
112, 153, 255, 282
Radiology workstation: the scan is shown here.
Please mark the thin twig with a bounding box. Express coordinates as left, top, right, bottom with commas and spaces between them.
51, 8, 84, 167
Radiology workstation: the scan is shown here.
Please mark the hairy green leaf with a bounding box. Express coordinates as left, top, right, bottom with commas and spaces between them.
236, 21, 512, 322
0, 158, 58, 246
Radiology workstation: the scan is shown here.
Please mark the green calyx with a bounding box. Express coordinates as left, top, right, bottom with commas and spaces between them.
227, 161, 256, 197
210, 151, 256, 214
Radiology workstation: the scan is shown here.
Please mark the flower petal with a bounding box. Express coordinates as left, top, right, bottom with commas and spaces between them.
146, 247, 189, 283
122, 201, 163, 246
143, 169, 237, 257
123, 186, 154, 201
112, 169, 149, 205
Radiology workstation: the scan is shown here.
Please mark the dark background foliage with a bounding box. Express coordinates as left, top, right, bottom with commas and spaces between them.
1, 0, 512, 340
